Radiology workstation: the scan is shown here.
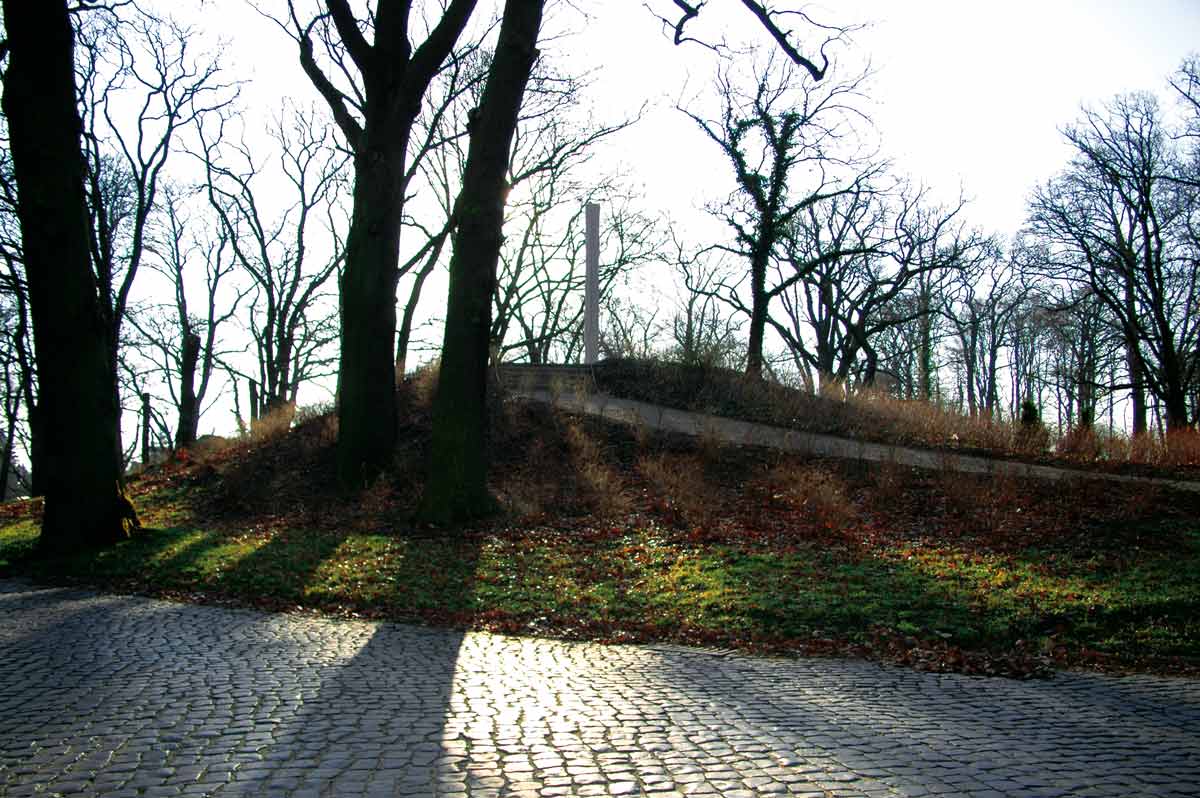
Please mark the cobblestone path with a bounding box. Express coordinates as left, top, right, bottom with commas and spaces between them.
1, 579, 1198, 797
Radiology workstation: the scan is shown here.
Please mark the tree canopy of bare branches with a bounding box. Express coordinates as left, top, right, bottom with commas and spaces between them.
1027, 92, 1200, 431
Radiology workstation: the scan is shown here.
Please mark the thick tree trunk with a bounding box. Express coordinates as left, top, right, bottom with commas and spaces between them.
2, 0, 136, 552
421, 0, 544, 523
1126, 339, 1148, 436
336, 126, 410, 486
175, 331, 202, 449
1164, 385, 1190, 431
1122, 278, 1148, 435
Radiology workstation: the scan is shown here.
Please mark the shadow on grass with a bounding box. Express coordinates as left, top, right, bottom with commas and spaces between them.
4, 525, 196, 586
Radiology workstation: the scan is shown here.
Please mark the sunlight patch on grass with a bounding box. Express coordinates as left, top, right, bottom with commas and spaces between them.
0, 519, 39, 570
889, 540, 1200, 655
5, 510, 1198, 669
145, 529, 212, 566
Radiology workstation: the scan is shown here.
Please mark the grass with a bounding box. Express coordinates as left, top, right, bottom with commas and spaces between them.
3, 512, 1196, 676
1, 372, 1197, 678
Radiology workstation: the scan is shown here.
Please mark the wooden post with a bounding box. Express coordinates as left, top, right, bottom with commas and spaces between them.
584, 202, 599, 364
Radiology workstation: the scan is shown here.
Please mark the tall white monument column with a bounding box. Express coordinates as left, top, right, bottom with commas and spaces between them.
584, 202, 600, 364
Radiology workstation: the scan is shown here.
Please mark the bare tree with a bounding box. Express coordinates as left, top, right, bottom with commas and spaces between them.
0, 133, 38, 495
939, 250, 1029, 418
602, 294, 667, 361
395, 51, 643, 371
0, 280, 32, 498
651, 0, 855, 82
492, 187, 659, 365
765, 182, 974, 394
125, 184, 249, 449
487, 63, 649, 364
199, 106, 347, 422
669, 236, 745, 370
1040, 284, 1121, 430
1169, 55, 1200, 190
423, 0, 545, 522
1027, 92, 1200, 431
394, 43, 490, 377
75, 7, 234, 465
683, 51, 874, 377
269, 0, 479, 486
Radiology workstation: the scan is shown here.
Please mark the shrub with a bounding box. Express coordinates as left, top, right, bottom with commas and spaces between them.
637, 452, 716, 530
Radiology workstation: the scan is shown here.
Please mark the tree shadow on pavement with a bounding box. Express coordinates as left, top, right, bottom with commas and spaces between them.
635, 646, 1200, 795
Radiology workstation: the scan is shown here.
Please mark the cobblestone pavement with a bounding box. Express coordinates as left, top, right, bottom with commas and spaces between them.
2, 580, 1198, 798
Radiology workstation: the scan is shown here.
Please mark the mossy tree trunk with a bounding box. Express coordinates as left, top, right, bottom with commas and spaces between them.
1, 0, 136, 552
421, 0, 544, 524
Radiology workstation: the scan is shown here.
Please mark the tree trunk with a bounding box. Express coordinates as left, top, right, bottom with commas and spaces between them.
1126, 338, 1148, 436
249, 379, 261, 422
917, 292, 934, 401
175, 331, 201, 448
2, 0, 136, 552
745, 248, 770, 379
336, 123, 411, 486
961, 328, 978, 417
420, 0, 544, 524
1122, 277, 1148, 435
1164, 385, 1190, 431
0, 425, 13, 501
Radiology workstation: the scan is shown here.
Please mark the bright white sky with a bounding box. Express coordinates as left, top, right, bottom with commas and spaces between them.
162, 0, 1200, 435
553, 0, 1200, 236
208, 1, 1200, 240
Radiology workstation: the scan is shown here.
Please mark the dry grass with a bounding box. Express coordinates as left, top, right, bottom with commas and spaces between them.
245, 402, 298, 445
843, 389, 1034, 455
563, 419, 631, 517
488, 398, 634, 521
758, 461, 857, 533
936, 469, 1023, 539
636, 452, 715, 529
594, 358, 1199, 478
1049, 425, 1200, 470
